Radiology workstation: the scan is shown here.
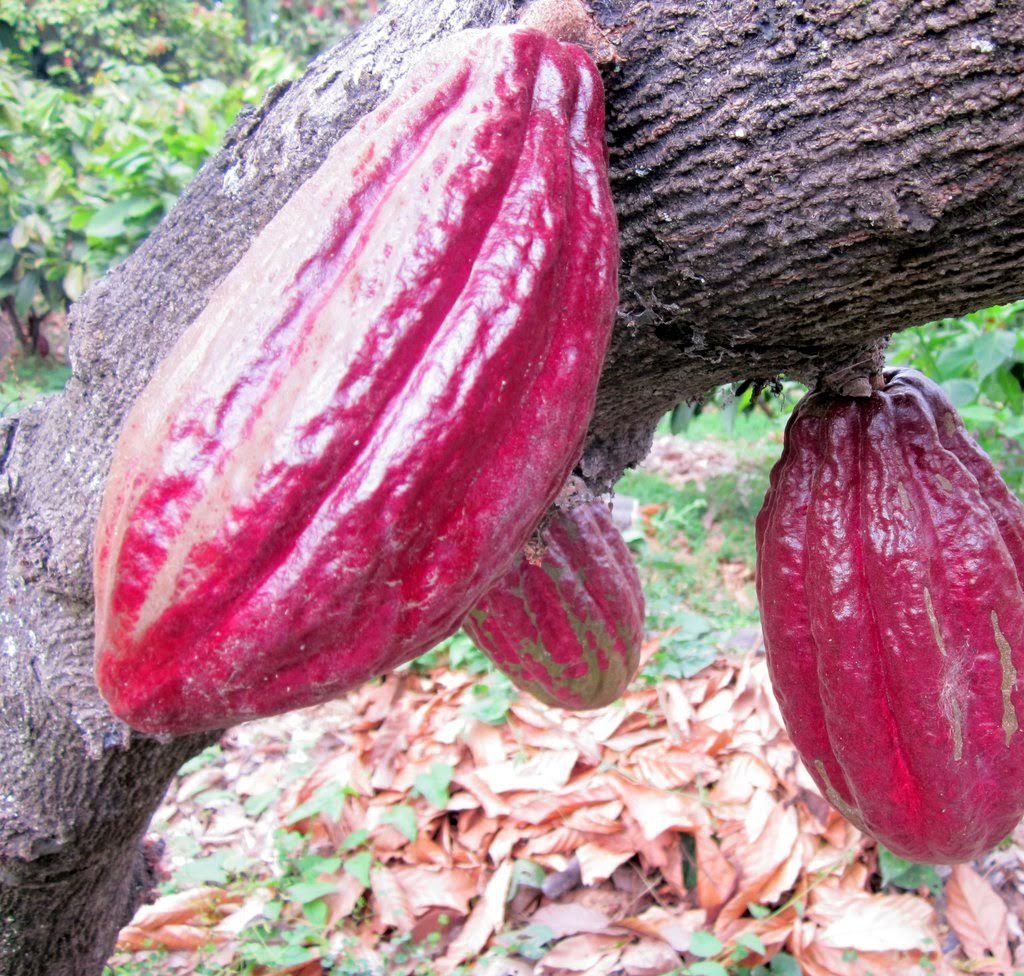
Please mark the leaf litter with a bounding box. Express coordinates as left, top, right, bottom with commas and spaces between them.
110, 642, 1024, 976
110, 440, 1024, 976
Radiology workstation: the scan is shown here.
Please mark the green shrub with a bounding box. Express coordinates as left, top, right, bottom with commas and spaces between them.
0, 46, 298, 349
887, 301, 1024, 494
231, 0, 378, 62
0, 0, 248, 89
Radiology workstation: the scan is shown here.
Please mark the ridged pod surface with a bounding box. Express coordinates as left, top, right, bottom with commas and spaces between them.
94, 27, 619, 735
756, 368, 1024, 862
464, 500, 643, 709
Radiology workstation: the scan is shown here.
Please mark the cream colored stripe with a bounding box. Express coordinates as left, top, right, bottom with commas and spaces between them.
992, 610, 1019, 746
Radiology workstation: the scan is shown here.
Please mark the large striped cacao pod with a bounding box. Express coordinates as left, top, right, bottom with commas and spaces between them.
464, 500, 643, 709
756, 368, 1024, 863
94, 27, 619, 735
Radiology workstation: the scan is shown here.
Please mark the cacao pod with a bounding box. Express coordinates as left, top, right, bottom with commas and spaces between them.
756, 368, 1024, 863
94, 27, 619, 735
464, 500, 643, 709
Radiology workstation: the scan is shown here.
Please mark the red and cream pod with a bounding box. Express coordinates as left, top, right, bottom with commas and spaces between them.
464, 500, 643, 710
756, 368, 1024, 862
93, 27, 619, 735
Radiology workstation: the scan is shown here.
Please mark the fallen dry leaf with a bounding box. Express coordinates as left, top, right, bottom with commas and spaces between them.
945, 864, 1012, 967
695, 828, 737, 913
123, 886, 233, 931
474, 750, 580, 794
615, 906, 707, 952
619, 936, 682, 975
370, 862, 416, 932
577, 839, 637, 884
810, 885, 937, 952
529, 903, 613, 939
111, 635, 1024, 976
439, 859, 514, 971
535, 933, 623, 972
117, 923, 219, 952
612, 775, 708, 838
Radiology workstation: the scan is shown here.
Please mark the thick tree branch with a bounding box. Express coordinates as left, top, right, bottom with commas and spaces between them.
589, 0, 1024, 483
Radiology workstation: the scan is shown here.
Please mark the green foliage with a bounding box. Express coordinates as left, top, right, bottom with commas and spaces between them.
690, 932, 725, 958
0, 350, 69, 413
616, 464, 767, 684
283, 781, 350, 825
887, 301, 1024, 495
0, 0, 248, 89
228, 0, 378, 62
463, 670, 518, 725
411, 629, 493, 675
0, 45, 298, 349
380, 803, 417, 842
877, 847, 942, 895
412, 762, 453, 809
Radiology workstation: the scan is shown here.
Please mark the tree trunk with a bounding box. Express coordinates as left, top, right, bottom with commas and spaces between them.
1, 0, 1021, 971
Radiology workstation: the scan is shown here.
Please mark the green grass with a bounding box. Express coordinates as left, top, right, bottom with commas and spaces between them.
617, 415, 779, 682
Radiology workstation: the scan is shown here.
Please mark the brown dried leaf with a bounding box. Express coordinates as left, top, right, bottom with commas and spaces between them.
370, 862, 416, 932
562, 799, 625, 834
391, 865, 480, 916
945, 864, 1012, 966
510, 779, 619, 826
323, 871, 366, 927
535, 933, 623, 972
799, 943, 939, 976
463, 720, 508, 767
656, 681, 696, 737
694, 829, 737, 913
619, 937, 682, 976
810, 885, 937, 952
474, 750, 580, 794
615, 906, 708, 952
612, 776, 707, 838
524, 826, 592, 859
117, 923, 218, 951
629, 746, 718, 791
453, 771, 514, 818
439, 859, 514, 971
725, 802, 800, 886
125, 886, 232, 930
528, 903, 612, 939
577, 840, 637, 884
709, 753, 777, 805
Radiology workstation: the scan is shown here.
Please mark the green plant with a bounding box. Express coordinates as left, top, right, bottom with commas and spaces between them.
876, 847, 942, 895
0, 0, 248, 89
462, 671, 518, 726
0, 47, 298, 353
887, 301, 1024, 494
228, 0, 379, 62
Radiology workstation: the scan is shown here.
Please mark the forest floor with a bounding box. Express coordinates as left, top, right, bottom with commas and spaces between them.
101, 402, 1024, 976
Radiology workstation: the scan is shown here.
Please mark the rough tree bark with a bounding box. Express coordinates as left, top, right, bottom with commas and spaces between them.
1, 0, 1022, 972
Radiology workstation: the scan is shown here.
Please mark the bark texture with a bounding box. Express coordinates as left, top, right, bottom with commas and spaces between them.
1, 0, 1022, 972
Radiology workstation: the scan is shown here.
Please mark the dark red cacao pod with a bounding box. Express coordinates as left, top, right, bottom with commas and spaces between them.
463, 500, 644, 709
756, 368, 1024, 863
94, 27, 619, 735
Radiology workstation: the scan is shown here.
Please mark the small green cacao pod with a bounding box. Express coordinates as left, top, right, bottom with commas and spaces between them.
464, 499, 644, 709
